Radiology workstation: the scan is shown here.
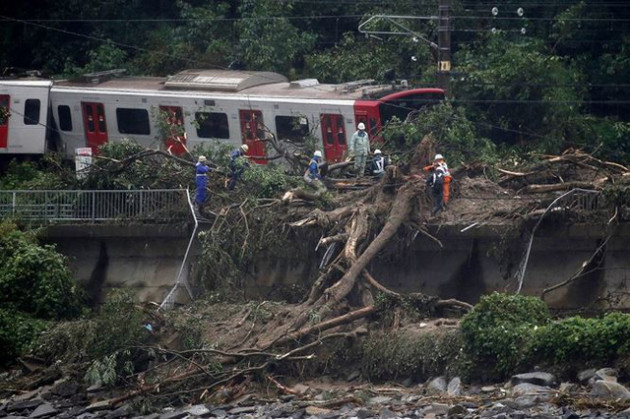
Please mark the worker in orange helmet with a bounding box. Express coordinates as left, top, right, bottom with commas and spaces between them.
424, 153, 452, 215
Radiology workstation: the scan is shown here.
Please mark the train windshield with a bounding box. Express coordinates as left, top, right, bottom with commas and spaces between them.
379, 91, 444, 125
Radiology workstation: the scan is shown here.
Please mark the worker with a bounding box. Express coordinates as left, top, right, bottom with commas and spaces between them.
304, 150, 326, 192
371, 149, 387, 178
424, 153, 452, 215
349, 122, 370, 177
227, 144, 250, 190
195, 155, 211, 211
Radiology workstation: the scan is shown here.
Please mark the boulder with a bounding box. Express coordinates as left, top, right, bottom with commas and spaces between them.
28, 402, 57, 418
447, 377, 462, 396
426, 376, 447, 395
590, 380, 630, 400
511, 383, 553, 398
510, 372, 556, 388
577, 368, 596, 384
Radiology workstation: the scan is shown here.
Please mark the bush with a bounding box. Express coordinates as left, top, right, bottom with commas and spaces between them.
0, 222, 83, 320
0, 309, 47, 364
460, 292, 550, 381
362, 330, 466, 382
526, 312, 630, 375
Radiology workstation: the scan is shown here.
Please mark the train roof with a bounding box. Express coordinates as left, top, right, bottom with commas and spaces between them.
53, 69, 397, 100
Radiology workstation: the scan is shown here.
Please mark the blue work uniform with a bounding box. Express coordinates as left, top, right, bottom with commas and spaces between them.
195, 162, 211, 206
228, 149, 249, 190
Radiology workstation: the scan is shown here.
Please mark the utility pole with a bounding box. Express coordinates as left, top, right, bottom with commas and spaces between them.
437, 0, 451, 96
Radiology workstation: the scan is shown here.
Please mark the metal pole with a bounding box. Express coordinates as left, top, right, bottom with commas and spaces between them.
438, 0, 451, 96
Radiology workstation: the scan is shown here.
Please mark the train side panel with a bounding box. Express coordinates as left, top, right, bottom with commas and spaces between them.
0, 80, 52, 155
51, 86, 358, 162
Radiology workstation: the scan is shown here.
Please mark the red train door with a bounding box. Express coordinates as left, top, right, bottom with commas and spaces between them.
81, 102, 108, 153
354, 101, 382, 143
239, 109, 266, 164
0, 95, 10, 148
159, 106, 186, 156
320, 114, 346, 163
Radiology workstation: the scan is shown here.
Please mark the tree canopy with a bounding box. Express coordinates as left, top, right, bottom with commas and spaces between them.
1, 0, 628, 162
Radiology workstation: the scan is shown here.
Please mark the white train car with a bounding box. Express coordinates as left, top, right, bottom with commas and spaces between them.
49, 69, 444, 163
0, 79, 53, 155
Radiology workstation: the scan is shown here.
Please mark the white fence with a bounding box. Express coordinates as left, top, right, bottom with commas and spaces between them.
0, 189, 190, 223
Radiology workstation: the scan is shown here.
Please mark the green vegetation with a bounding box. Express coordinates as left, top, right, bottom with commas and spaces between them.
460, 292, 551, 381
362, 330, 465, 382
33, 290, 149, 386
0, 221, 84, 364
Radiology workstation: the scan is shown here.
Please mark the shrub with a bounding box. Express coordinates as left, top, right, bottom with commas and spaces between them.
526, 312, 630, 375
361, 330, 466, 382
460, 292, 550, 381
0, 222, 83, 320
0, 309, 47, 364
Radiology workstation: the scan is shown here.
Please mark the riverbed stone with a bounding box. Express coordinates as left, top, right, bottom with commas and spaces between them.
158, 411, 187, 419
426, 376, 447, 395
28, 402, 57, 418
305, 405, 331, 416
369, 396, 392, 404
227, 406, 256, 415
578, 368, 597, 384
590, 380, 630, 400
511, 372, 556, 387
447, 377, 462, 396
511, 383, 553, 397
590, 368, 618, 384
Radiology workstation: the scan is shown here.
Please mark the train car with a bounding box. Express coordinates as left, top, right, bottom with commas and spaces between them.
0, 79, 53, 156
50, 69, 444, 163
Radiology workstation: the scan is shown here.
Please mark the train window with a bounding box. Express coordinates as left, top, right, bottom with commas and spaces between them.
97, 106, 106, 132
0, 96, 8, 126
275, 116, 309, 142
24, 99, 40, 125
58, 105, 73, 131
116, 108, 150, 135
196, 112, 229, 139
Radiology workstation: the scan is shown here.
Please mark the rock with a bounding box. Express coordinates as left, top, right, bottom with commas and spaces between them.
355, 408, 372, 419
481, 386, 496, 393
589, 368, 618, 385
305, 406, 331, 415
86, 383, 103, 393
105, 405, 131, 419
368, 396, 392, 405
447, 377, 462, 396
422, 403, 449, 416
159, 411, 187, 419
83, 401, 110, 412
510, 372, 556, 388
8, 399, 43, 413
185, 404, 211, 417
51, 379, 79, 398
511, 383, 553, 398
346, 370, 361, 381
291, 383, 310, 395
590, 380, 630, 400
227, 406, 256, 415
559, 382, 579, 393
426, 376, 447, 395
28, 403, 57, 418
210, 408, 227, 418
577, 368, 597, 384
378, 407, 397, 418
448, 404, 468, 416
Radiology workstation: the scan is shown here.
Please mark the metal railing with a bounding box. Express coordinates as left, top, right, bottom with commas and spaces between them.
0, 189, 190, 223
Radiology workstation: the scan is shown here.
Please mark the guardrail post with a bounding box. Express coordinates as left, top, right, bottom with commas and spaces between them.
91, 191, 95, 222
12, 191, 16, 217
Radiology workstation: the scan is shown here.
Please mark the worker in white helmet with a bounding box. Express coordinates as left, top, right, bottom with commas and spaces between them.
304, 150, 326, 192
370, 149, 388, 178
227, 144, 250, 190
349, 122, 370, 177
424, 153, 452, 215
195, 155, 211, 211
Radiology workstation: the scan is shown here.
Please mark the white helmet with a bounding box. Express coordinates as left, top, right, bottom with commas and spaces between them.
357, 122, 366, 130
434, 153, 444, 161
314, 150, 322, 158
241, 144, 249, 152
374, 149, 382, 154
198, 155, 207, 163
